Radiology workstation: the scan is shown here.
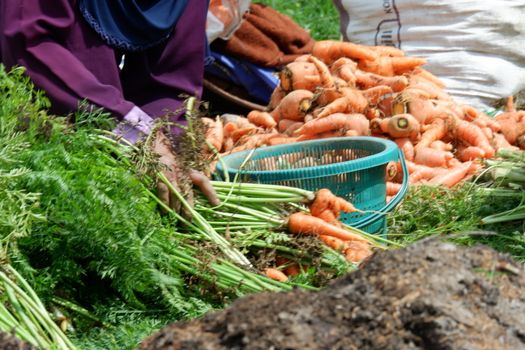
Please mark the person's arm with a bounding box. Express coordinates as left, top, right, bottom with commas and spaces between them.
2, 0, 138, 123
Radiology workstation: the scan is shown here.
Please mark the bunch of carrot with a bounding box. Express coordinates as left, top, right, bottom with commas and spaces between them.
195, 182, 384, 282
203, 39, 525, 194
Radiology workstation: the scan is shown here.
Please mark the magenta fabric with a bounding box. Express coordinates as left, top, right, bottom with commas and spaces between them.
0, 0, 207, 127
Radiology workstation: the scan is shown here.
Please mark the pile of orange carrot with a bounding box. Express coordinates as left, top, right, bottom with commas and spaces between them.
203, 39, 525, 195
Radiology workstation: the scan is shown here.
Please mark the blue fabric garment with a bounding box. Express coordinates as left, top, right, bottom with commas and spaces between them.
79, 0, 189, 52
205, 51, 279, 105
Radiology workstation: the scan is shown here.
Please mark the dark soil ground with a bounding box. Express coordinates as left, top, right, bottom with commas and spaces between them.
0, 332, 36, 350
139, 238, 525, 350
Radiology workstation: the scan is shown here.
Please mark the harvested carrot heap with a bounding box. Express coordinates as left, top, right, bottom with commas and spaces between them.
203, 40, 525, 190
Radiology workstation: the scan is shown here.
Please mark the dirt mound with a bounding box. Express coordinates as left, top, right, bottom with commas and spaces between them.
138, 238, 525, 350
0, 332, 36, 350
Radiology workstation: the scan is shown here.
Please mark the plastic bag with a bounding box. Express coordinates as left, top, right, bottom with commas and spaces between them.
333, 0, 525, 109
206, 0, 251, 43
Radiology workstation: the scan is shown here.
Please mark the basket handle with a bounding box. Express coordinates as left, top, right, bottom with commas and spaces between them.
353, 149, 409, 229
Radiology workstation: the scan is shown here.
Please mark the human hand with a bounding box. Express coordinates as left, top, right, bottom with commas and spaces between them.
154, 131, 219, 216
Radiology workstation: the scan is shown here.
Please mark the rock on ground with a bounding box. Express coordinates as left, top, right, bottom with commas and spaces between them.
138, 238, 525, 350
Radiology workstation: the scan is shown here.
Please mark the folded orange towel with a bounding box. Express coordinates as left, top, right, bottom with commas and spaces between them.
211, 3, 315, 67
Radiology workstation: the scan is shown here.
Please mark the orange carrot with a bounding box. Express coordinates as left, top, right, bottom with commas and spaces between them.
429, 140, 453, 152
409, 167, 445, 184
268, 86, 286, 110
316, 93, 367, 119
495, 111, 525, 145
264, 268, 288, 282
307, 55, 335, 89
330, 57, 357, 85
416, 118, 448, 150
285, 264, 301, 277
319, 235, 346, 251
309, 188, 333, 217
355, 70, 409, 92
316, 209, 339, 225
386, 113, 420, 140
481, 127, 493, 141
288, 212, 370, 243
414, 147, 453, 168
386, 182, 402, 196
456, 145, 485, 161
295, 130, 345, 141
271, 89, 314, 122
295, 113, 370, 136
362, 85, 394, 106
335, 197, 360, 214
359, 56, 426, 76
385, 161, 398, 181
344, 241, 373, 263
247, 110, 277, 129
266, 136, 299, 146
395, 137, 415, 161
370, 117, 390, 135
312, 40, 378, 65
455, 119, 495, 158
279, 61, 321, 92
278, 119, 299, 133
427, 161, 472, 188
223, 121, 238, 138
491, 132, 519, 151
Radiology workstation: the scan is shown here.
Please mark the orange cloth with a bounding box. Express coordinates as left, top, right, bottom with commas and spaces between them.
211, 3, 315, 67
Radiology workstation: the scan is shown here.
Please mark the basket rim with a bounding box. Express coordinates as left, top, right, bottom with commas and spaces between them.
215, 136, 400, 181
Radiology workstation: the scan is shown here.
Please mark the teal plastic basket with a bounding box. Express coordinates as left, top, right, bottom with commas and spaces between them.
215, 136, 408, 235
